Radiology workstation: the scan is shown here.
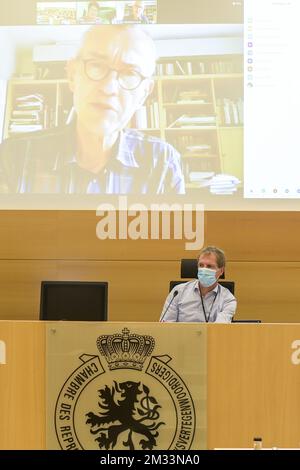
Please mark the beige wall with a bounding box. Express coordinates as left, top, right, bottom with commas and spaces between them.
0, 210, 300, 322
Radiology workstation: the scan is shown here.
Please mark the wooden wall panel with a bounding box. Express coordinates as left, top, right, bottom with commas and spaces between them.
208, 324, 300, 448
0, 260, 177, 321
0, 211, 196, 260
205, 211, 300, 262
0, 259, 299, 323
229, 262, 300, 323
0, 211, 300, 261
0, 261, 59, 319
0, 211, 59, 259
0, 321, 45, 449
0, 210, 300, 323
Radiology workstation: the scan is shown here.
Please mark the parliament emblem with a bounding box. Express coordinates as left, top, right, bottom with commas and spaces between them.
54, 328, 196, 450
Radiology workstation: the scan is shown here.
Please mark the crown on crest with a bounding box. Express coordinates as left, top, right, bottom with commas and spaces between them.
96, 328, 155, 371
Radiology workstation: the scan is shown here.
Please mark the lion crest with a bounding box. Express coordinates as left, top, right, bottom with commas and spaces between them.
86, 380, 165, 450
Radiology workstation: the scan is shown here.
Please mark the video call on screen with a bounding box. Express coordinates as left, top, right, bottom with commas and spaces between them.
0, 1, 244, 25
0, 1, 299, 210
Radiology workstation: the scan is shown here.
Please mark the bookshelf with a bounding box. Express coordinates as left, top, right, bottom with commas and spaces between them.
156, 54, 243, 187
3, 79, 72, 138
3, 53, 243, 185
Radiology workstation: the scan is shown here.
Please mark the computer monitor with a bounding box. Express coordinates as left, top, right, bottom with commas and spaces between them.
39, 281, 108, 321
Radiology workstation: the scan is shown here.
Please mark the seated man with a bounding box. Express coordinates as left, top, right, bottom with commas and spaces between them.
160, 246, 237, 323
79, 1, 116, 25
79, 1, 105, 24
125, 1, 149, 24
0, 25, 184, 194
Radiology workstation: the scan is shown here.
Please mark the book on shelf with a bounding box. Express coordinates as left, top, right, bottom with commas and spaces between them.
165, 88, 209, 104
16, 102, 43, 110
216, 98, 243, 126
169, 135, 214, 156
10, 118, 41, 124
9, 124, 43, 133
185, 172, 240, 192
176, 99, 207, 104
175, 61, 186, 75
187, 171, 215, 187
156, 56, 242, 77
183, 155, 217, 161
8, 92, 58, 133
209, 174, 241, 194
168, 114, 216, 128
184, 160, 219, 177
16, 93, 44, 102
186, 144, 211, 153
12, 110, 41, 118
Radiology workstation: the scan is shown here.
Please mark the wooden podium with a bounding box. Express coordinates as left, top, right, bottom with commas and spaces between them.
1, 321, 300, 450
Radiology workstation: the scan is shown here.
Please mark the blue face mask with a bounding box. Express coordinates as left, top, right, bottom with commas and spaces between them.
197, 267, 217, 288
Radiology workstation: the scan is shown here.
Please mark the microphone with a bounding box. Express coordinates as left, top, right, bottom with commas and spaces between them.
160, 290, 178, 322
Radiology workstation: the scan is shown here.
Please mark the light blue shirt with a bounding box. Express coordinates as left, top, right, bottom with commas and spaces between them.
0, 126, 185, 194
160, 280, 237, 323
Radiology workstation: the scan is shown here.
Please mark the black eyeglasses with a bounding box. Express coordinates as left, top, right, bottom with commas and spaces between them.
80, 59, 148, 90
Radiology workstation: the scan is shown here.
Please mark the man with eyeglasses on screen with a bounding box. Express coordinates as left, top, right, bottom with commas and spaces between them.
0, 25, 184, 194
